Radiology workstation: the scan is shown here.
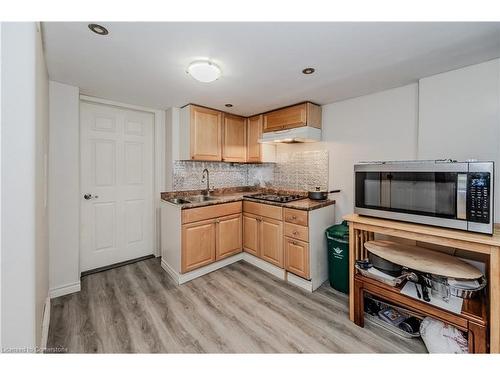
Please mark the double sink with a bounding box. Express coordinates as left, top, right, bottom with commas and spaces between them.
167, 195, 219, 205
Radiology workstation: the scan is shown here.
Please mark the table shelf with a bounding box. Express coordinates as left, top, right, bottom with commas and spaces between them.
344, 214, 498, 353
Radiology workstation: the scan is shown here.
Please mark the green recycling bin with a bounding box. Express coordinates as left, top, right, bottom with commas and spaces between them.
325, 221, 350, 294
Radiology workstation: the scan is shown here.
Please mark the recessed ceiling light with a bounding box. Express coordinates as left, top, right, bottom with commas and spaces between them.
88, 23, 109, 36
225, 104, 233, 108
302, 67, 315, 75
187, 60, 221, 83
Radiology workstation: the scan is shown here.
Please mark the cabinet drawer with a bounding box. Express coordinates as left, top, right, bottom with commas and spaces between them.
182, 201, 242, 224
243, 201, 282, 221
283, 208, 308, 226
284, 222, 309, 242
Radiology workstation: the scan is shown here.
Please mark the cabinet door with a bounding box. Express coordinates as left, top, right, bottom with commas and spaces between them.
260, 217, 283, 268
190, 105, 222, 161
263, 103, 307, 132
181, 219, 216, 273
243, 213, 259, 257
222, 115, 247, 162
246, 115, 262, 162
285, 237, 310, 279
216, 213, 242, 260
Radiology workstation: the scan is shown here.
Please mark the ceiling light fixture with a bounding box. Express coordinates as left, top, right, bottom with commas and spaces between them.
302, 67, 315, 75
88, 23, 109, 35
225, 104, 233, 108
187, 60, 221, 83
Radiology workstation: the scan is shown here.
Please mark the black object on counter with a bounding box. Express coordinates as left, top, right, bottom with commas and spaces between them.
308, 187, 341, 200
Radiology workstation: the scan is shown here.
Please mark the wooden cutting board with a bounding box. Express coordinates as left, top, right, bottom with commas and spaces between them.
364, 240, 483, 279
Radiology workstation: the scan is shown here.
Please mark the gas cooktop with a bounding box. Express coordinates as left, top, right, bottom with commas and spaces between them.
243, 193, 306, 203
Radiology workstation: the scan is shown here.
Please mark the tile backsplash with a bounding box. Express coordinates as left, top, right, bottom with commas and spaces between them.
172, 150, 328, 191
273, 149, 328, 191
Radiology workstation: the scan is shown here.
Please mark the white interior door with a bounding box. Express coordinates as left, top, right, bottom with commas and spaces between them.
80, 101, 154, 272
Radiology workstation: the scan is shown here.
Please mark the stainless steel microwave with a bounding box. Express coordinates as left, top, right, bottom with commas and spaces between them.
354, 160, 494, 234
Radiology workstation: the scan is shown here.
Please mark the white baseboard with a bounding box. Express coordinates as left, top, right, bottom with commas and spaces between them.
161, 258, 179, 283
287, 272, 313, 292
49, 281, 81, 298
40, 296, 51, 350
162, 253, 244, 285
242, 253, 286, 280
160, 252, 315, 292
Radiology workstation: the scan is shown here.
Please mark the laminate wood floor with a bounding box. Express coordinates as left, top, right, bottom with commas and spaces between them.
47, 258, 427, 353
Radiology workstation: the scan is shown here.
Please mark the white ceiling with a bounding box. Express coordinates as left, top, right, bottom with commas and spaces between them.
43, 22, 500, 116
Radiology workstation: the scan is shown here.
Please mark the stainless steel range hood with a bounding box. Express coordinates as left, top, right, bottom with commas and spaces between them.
259, 126, 322, 144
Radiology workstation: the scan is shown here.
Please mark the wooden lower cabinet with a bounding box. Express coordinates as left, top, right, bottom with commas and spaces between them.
243, 213, 284, 268
260, 217, 284, 268
181, 213, 243, 273
181, 218, 216, 273
243, 213, 259, 257
216, 213, 242, 260
285, 236, 310, 279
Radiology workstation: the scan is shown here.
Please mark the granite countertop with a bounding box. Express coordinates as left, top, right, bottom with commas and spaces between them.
161, 186, 335, 211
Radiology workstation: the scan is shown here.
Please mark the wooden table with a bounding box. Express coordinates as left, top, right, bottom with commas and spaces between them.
343, 214, 500, 353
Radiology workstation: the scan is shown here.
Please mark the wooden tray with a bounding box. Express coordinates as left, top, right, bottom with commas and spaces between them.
364, 240, 483, 279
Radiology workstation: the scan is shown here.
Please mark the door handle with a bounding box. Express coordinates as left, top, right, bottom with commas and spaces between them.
83, 194, 99, 200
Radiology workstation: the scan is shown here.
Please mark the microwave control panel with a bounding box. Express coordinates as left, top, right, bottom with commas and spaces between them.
467, 172, 491, 223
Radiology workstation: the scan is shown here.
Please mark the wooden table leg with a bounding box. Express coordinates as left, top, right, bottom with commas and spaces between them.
354, 279, 365, 327
469, 321, 488, 353
349, 224, 355, 322
490, 247, 500, 353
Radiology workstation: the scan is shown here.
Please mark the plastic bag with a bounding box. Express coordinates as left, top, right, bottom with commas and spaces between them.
420, 317, 468, 353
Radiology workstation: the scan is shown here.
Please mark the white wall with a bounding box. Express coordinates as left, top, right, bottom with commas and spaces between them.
316, 59, 500, 224
418, 59, 500, 222
48, 81, 80, 296
1, 22, 49, 349
34, 23, 50, 346
319, 84, 419, 222
164, 107, 180, 191
0, 21, 3, 349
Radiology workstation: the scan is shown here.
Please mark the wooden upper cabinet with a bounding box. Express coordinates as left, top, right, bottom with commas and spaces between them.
263, 102, 322, 133
222, 114, 247, 162
246, 115, 262, 162
216, 213, 242, 260
181, 219, 216, 273
189, 105, 222, 161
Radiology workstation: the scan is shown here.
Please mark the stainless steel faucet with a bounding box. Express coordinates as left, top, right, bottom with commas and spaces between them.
201, 168, 210, 196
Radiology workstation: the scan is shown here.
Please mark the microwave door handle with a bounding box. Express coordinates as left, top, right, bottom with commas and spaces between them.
457, 173, 467, 220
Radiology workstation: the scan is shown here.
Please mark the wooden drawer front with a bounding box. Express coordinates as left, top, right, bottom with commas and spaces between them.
181, 219, 216, 273
283, 208, 308, 226
243, 201, 282, 221
285, 237, 310, 279
284, 222, 309, 242
263, 104, 307, 132
182, 201, 242, 224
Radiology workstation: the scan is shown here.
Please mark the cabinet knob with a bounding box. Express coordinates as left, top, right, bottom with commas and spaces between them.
292, 240, 298, 245
292, 230, 299, 236
290, 215, 297, 220
215, 219, 220, 223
